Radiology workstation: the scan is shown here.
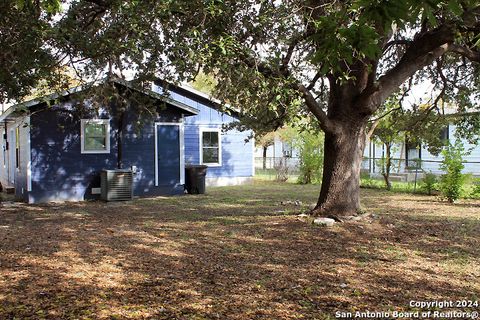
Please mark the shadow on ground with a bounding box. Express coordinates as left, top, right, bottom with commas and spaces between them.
0, 182, 479, 319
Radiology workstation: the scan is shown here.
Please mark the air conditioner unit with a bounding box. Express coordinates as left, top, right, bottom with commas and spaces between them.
100, 169, 133, 201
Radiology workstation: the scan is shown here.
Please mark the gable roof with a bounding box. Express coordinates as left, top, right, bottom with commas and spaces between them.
0, 78, 200, 123
153, 79, 240, 118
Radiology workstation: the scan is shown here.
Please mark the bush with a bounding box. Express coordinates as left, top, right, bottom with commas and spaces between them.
439, 140, 466, 203
471, 178, 480, 198
276, 127, 323, 184
296, 132, 324, 184
274, 158, 289, 182
421, 171, 438, 195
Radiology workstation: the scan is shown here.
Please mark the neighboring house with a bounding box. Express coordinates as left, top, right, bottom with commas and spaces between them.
0, 79, 254, 203
254, 135, 299, 160
363, 122, 480, 179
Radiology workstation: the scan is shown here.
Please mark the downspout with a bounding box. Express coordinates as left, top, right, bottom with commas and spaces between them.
117, 112, 125, 169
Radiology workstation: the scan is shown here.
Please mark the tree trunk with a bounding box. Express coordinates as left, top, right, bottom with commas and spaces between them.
382, 143, 392, 191
262, 146, 267, 170
312, 122, 367, 220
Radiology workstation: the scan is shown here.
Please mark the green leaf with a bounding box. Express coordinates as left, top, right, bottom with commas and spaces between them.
447, 1, 463, 17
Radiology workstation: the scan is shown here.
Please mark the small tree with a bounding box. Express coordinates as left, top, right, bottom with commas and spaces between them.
439, 140, 466, 203
279, 126, 324, 184
369, 98, 451, 190
295, 132, 324, 184
421, 171, 438, 196
369, 99, 405, 190
256, 132, 276, 170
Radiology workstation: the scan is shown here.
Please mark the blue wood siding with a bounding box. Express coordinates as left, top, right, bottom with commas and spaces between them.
28, 100, 184, 203
184, 125, 253, 178
153, 84, 254, 179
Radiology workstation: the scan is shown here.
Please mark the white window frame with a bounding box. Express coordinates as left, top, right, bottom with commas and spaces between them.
80, 119, 111, 154
199, 128, 222, 167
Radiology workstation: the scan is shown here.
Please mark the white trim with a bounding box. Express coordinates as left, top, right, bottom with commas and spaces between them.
0, 78, 200, 124
199, 127, 222, 167
26, 117, 32, 192
251, 134, 255, 176
154, 122, 185, 187
80, 119, 111, 154
206, 176, 253, 187
176, 83, 240, 113
8, 127, 15, 184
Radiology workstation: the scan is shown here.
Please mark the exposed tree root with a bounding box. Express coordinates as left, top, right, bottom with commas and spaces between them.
308, 207, 370, 223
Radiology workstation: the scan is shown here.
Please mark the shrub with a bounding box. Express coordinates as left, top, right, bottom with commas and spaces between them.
274, 158, 289, 182
276, 127, 323, 184
296, 132, 324, 184
421, 171, 438, 195
471, 178, 480, 198
439, 140, 466, 203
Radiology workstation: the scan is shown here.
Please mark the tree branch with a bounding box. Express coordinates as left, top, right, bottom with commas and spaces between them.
382, 39, 412, 53
295, 83, 339, 135
358, 23, 457, 114
447, 43, 480, 62
307, 71, 322, 90
366, 118, 380, 141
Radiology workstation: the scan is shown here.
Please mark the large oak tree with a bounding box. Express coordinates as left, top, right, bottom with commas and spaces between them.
3, 0, 480, 219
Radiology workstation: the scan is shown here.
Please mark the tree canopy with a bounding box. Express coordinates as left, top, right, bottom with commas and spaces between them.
2, 0, 480, 218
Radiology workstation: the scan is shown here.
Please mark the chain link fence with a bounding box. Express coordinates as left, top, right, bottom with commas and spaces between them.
255, 157, 301, 181
255, 156, 480, 182
361, 157, 480, 182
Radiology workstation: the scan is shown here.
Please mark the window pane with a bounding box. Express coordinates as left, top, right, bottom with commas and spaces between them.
439, 126, 449, 142
203, 147, 219, 163
85, 123, 106, 137
83, 121, 108, 152
202, 131, 218, 147
202, 132, 210, 146
85, 137, 106, 150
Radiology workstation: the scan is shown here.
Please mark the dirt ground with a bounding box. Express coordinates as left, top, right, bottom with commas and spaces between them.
0, 182, 479, 319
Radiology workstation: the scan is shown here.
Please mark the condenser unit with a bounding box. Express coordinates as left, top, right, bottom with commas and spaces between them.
100, 169, 133, 201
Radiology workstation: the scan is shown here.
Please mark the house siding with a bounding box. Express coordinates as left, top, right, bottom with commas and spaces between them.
153, 84, 255, 185
364, 123, 480, 176
153, 85, 254, 185
28, 100, 185, 203
420, 124, 480, 174
0, 117, 30, 200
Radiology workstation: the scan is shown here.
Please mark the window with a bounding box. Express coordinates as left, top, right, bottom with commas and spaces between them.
405, 140, 421, 169
283, 142, 292, 157
81, 119, 110, 154
439, 125, 449, 143
200, 129, 221, 165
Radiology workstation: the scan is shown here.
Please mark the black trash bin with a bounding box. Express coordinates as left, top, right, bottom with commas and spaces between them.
185, 165, 208, 194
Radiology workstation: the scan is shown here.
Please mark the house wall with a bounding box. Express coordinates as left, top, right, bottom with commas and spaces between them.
0, 123, 8, 188
153, 84, 255, 186
254, 136, 300, 159
420, 124, 480, 174
28, 99, 185, 203
364, 123, 480, 176
0, 117, 30, 200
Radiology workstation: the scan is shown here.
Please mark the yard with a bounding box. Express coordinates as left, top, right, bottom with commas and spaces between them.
0, 182, 479, 319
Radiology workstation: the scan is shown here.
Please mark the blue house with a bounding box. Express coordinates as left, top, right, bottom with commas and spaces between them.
0, 79, 254, 203
363, 120, 480, 180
